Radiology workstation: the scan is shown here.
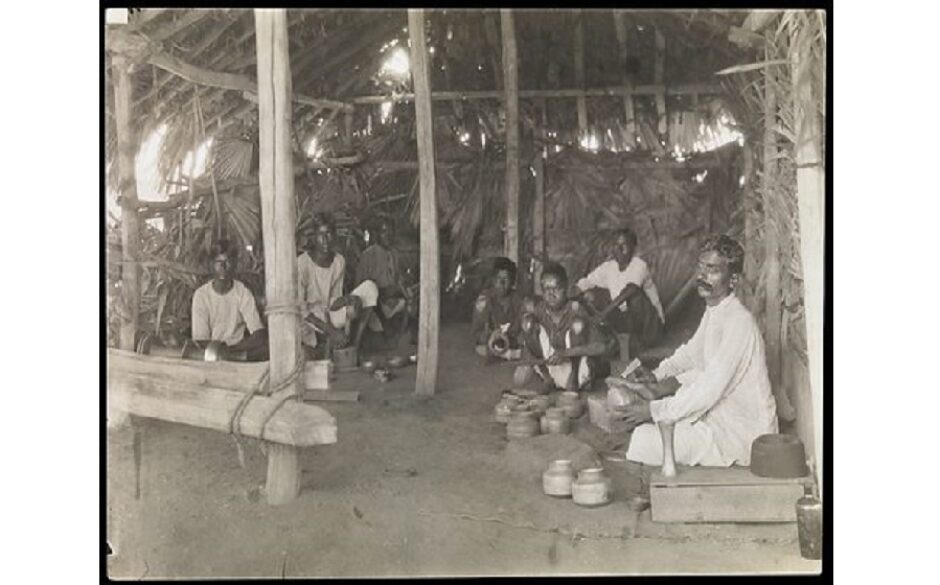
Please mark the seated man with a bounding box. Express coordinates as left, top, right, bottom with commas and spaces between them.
471, 257, 525, 361
297, 213, 378, 359
190, 240, 268, 361
354, 218, 415, 346
516, 262, 615, 393
619, 235, 778, 467
574, 228, 665, 358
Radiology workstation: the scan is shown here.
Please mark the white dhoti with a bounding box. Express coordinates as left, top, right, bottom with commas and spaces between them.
625, 420, 728, 467
302, 280, 379, 348
535, 325, 592, 390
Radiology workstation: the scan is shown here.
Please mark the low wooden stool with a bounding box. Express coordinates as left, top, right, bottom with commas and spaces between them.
649, 465, 811, 523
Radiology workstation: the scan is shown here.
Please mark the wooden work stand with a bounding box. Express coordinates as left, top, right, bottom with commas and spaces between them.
649, 466, 811, 523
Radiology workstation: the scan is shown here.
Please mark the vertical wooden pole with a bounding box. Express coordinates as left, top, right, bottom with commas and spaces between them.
573, 11, 588, 141
533, 99, 547, 295
533, 97, 546, 279
409, 9, 440, 396
613, 11, 636, 149
740, 144, 759, 312
113, 56, 140, 353
501, 9, 520, 265
654, 29, 667, 139
254, 8, 304, 505
791, 24, 825, 498
762, 47, 795, 422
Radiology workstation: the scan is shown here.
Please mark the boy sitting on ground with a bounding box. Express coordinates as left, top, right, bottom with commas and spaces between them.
515, 262, 616, 393
471, 257, 525, 362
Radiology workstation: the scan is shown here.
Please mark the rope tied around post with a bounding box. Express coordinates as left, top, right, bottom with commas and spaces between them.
227, 299, 306, 466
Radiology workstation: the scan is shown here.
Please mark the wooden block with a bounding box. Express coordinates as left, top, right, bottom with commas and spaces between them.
303, 360, 331, 391
649, 466, 810, 523
109, 371, 337, 447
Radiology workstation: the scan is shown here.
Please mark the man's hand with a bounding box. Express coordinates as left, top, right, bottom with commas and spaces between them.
546, 350, 567, 366
619, 399, 652, 427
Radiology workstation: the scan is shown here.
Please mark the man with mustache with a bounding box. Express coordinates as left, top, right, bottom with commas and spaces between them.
618, 235, 778, 467
574, 228, 664, 358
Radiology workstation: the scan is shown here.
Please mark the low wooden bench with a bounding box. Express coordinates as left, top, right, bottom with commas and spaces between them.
650, 465, 811, 523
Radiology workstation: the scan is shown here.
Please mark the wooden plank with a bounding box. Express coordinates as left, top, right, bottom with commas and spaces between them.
654, 29, 667, 138
650, 466, 811, 487
573, 10, 587, 140
254, 8, 305, 505
650, 483, 804, 523
349, 84, 723, 105
303, 390, 359, 403
501, 9, 520, 265
109, 372, 336, 447
106, 349, 331, 392
791, 22, 825, 498
112, 56, 140, 352
408, 9, 441, 396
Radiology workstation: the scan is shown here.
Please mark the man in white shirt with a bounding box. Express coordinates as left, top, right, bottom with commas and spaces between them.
190, 240, 268, 360
619, 235, 778, 467
574, 228, 665, 357
297, 213, 378, 358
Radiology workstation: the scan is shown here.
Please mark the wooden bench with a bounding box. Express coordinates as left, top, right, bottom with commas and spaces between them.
649, 465, 811, 523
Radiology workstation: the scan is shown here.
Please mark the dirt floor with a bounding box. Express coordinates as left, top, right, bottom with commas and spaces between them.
106, 320, 822, 578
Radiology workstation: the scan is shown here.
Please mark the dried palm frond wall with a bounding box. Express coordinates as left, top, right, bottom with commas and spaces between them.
719, 9, 826, 446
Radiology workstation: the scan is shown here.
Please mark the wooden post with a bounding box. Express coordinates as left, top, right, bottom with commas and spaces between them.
501, 9, 520, 265
762, 48, 795, 422
613, 11, 636, 148
408, 9, 440, 396
533, 98, 546, 294
791, 24, 825, 499
741, 144, 759, 311
654, 29, 667, 139
254, 8, 305, 505
573, 11, 588, 141
112, 56, 140, 352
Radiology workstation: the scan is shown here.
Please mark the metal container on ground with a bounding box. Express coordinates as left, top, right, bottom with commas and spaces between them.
796, 489, 823, 560
542, 460, 575, 497
572, 467, 612, 507
506, 411, 540, 439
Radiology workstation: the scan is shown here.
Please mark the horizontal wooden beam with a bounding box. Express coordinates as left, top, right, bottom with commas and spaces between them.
351, 84, 722, 105
106, 28, 353, 113
109, 371, 337, 447
368, 153, 725, 171
108, 348, 331, 392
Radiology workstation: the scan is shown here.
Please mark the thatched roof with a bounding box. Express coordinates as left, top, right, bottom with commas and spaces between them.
105, 8, 760, 189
